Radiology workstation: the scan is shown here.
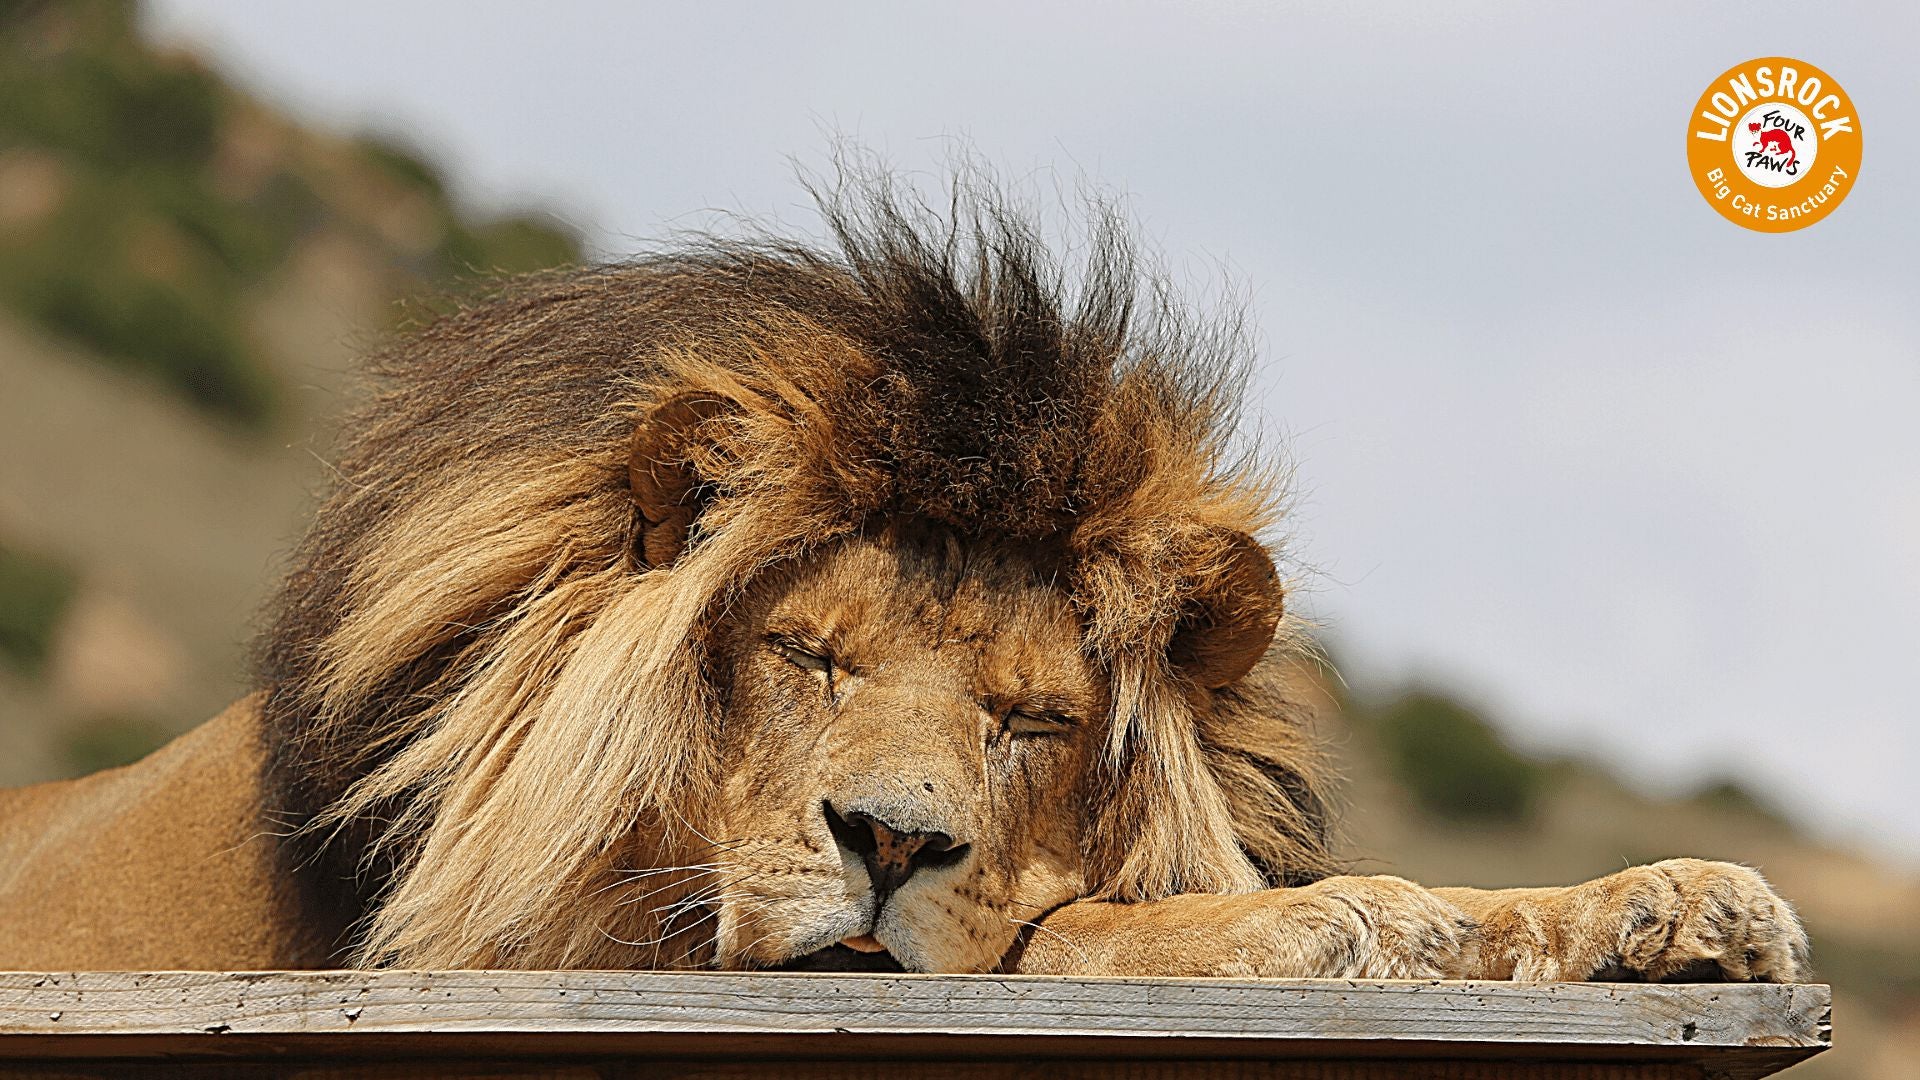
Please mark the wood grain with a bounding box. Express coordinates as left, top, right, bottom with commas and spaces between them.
0, 973, 1830, 1079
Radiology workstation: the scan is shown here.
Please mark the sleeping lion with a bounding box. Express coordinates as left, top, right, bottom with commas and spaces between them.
0, 178, 1806, 982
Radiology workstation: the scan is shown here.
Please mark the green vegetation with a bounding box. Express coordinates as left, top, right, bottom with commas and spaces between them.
0, 7, 222, 171
0, 1, 581, 429
0, 540, 78, 675
442, 212, 582, 278
60, 714, 173, 775
0, 2, 271, 424
0, 167, 279, 422
354, 132, 447, 198
1368, 690, 1546, 824
354, 133, 581, 280
1688, 775, 1793, 829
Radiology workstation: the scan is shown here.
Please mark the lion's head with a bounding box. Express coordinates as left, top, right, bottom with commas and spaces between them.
259, 173, 1335, 972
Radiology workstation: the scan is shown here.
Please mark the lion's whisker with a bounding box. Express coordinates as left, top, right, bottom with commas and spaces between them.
633, 878, 736, 915
724, 909, 810, 968
623, 866, 772, 914
627, 890, 788, 958
1008, 916, 1091, 967
613, 862, 726, 881
585, 864, 722, 905
665, 809, 738, 855
616, 877, 718, 911
647, 879, 771, 923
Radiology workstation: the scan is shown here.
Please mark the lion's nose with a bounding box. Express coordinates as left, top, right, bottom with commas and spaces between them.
822, 799, 969, 905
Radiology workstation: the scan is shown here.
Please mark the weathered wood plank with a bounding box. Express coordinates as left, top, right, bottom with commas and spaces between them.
0, 971, 1831, 1045
0, 973, 1830, 1079
0, 1058, 1737, 1079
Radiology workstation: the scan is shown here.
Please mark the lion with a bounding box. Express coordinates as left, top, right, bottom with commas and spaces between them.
0, 174, 1806, 983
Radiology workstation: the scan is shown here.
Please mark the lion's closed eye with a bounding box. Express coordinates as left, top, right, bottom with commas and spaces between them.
769, 636, 833, 676
1005, 707, 1075, 737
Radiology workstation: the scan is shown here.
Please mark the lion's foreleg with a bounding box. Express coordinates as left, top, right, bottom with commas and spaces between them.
1004, 876, 1476, 978
1433, 858, 1807, 982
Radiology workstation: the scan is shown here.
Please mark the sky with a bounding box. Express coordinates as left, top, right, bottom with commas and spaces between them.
144, 1, 1920, 863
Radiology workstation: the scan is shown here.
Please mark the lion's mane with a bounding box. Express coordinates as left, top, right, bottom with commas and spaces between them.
259, 171, 1336, 968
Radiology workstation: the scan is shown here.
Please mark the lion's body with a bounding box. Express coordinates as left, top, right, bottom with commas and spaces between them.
0, 697, 327, 969
0, 174, 1807, 981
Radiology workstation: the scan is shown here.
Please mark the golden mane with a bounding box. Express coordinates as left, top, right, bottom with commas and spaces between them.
258, 172, 1336, 968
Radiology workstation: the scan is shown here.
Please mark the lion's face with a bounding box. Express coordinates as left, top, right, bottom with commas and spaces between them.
703, 528, 1104, 973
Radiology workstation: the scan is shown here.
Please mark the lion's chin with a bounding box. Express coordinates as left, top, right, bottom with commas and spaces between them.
769, 943, 908, 973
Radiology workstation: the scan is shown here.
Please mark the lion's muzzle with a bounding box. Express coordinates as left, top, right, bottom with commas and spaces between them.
822, 799, 970, 906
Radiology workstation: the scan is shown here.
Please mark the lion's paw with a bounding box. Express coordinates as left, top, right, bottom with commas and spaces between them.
1285, 876, 1479, 980
1622, 859, 1806, 982
1527, 859, 1807, 983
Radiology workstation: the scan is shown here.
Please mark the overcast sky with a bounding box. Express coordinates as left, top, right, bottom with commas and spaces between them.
145, 1, 1920, 864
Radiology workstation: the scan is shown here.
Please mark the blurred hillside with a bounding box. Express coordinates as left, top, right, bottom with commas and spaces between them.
0, 5, 1912, 1077
0, 0, 580, 782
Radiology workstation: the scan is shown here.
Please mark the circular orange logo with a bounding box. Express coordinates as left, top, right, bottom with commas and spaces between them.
1687, 58, 1862, 232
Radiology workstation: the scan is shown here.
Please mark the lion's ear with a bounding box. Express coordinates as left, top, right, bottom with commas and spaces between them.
1167, 532, 1284, 689
628, 393, 732, 568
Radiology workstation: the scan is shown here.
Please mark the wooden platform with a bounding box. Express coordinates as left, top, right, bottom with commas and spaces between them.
0, 972, 1829, 1078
